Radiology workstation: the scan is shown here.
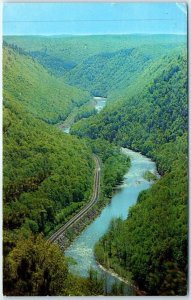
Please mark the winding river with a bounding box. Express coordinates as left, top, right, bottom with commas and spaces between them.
63, 97, 107, 133
65, 148, 159, 295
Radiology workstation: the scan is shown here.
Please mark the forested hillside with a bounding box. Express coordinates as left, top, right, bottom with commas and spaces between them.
71, 52, 187, 165
95, 133, 187, 295
3, 34, 187, 296
64, 47, 153, 97
64, 43, 185, 97
3, 98, 129, 295
4, 34, 185, 80
71, 50, 188, 295
3, 45, 95, 295
3, 94, 95, 234
3, 42, 130, 295
4, 35, 186, 100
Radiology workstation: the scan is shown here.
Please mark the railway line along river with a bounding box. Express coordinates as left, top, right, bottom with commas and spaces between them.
65, 148, 159, 295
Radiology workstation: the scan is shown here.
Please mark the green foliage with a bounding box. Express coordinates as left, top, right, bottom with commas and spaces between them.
3, 34, 188, 296
71, 52, 187, 157
3, 39, 132, 296
73, 101, 97, 122
63, 37, 185, 97
4, 234, 68, 296
143, 171, 158, 182
65, 48, 152, 96
124, 146, 187, 295
4, 35, 186, 98
4, 234, 109, 296
58, 99, 97, 131
3, 96, 94, 239
4, 34, 186, 73
95, 137, 187, 295
92, 52, 188, 295
3, 45, 90, 124
88, 138, 130, 198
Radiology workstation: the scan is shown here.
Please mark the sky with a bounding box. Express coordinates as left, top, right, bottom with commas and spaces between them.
3, 2, 187, 36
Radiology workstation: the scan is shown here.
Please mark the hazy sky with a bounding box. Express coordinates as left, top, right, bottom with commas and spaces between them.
3, 2, 187, 36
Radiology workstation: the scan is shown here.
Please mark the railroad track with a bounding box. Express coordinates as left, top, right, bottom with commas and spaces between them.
48, 154, 101, 243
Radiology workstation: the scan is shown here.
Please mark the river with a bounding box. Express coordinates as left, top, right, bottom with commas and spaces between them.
62, 96, 107, 133
65, 148, 159, 295
94, 96, 107, 113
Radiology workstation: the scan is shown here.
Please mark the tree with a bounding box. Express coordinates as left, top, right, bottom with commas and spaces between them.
4, 234, 68, 296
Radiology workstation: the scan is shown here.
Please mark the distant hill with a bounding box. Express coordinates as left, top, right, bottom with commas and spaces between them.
4, 34, 186, 79
64, 36, 186, 97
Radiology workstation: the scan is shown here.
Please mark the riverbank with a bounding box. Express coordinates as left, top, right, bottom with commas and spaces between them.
58, 96, 107, 133
48, 141, 130, 251
55, 155, 130, 251
97, 261, 145, 295
65, 149, 158, 294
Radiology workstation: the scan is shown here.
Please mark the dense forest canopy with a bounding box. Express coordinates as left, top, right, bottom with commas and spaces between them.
72, 45, 188, 295
95, 133, 187, 295
64, 44, 186, 97
4, 35, 186, 96
3, 43, 94, 295
4, 34, 186, 63
3, 34, 188, 295
71, 50, 187, 164
3, 39, 131, 295
3, 45, 90, 124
